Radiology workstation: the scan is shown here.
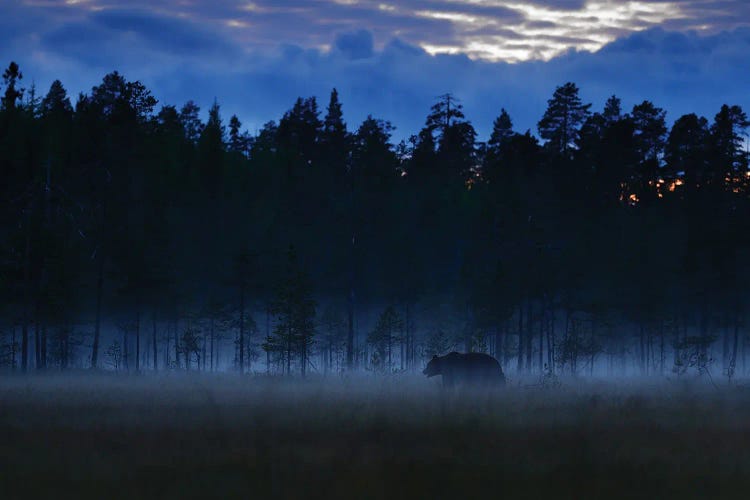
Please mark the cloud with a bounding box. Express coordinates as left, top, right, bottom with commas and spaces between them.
1, 0, 749, 146
334, 30, 375, 60
524, 0, 588, 10
90, 9, 236, 56
6, 0, 750, 64
164, 27, 750, 142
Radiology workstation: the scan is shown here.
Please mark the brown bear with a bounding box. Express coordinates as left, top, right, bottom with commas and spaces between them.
422, 352, 505, 388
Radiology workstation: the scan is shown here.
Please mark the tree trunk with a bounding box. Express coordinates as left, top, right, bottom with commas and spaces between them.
539, 301, 544, 373
659, 320, 665, 375
164, 327, 170, 370
388, 326, 392, 371
464, 303, 472, 353
496, 324, 505, 370
152, 312, 158, 372
699, 310, 709, 365
328, 340, 333, 375
517, 303, 524, 373
21, 318, 29, 372
60, 326, 67, 370
210, 317, 215, 372
286, 325, 292, 376
135, 310, 141, 372
570, 319, 577, 376
239, 283, 245, 374
400, 329, 405, 371
40, 324, 47, 370
730, 313, 740, 382
11, 327, 17, 370
347, 186, 357, 371
526, 300, 533, 372
743, 324, 747, 376
174, 318, 181, 370
347, 270, 355, 371
639, 323, 646, 376
562, 309, 571, 374
723, 321, 730, 371
34, 319, 40, 369
21, 226, 30, 373
547, 303, 555, 374
405, 303, 413, 370
589, 317, 596, 377
266, 305, 270, 374
91, 252, 104, 369
123, 326, 129, 371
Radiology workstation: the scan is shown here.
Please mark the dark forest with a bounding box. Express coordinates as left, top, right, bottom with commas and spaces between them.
2, 60, 749, 381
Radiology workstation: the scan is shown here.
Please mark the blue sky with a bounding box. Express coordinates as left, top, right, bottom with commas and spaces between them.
2, 0, 750, 140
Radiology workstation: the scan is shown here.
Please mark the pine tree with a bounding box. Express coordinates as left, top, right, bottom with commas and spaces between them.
198, 99, 226, 193
418, 93, 477, 180
321, 88, 349, 182
180, 325, 201, 371
232, 247, 253, 373
319, 305, 346, 374
277, 96, 322, 170
228, 114, 249, 155
1, 61, 24, 111
24, 82, 41, 119
179, 100, 203, 143
90, 72, 156, 122
353, 115, 397, 186
537, 82, 591, 155
264, 246, 316, 375
367, 306, 402, 372
425, 93, 465, 138
602, 95, 623, 125
323, 88, 347, 146
711, 104, 748, 176
41, 80, 73, 119
631, 100, 667, 164
487, 108, 513, 154
666, 114, 709, 184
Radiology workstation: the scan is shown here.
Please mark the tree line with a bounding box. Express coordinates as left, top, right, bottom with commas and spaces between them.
1, 60, 749, 379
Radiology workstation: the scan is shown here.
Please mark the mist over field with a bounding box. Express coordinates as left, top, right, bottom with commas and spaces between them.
2, 373, 750, 498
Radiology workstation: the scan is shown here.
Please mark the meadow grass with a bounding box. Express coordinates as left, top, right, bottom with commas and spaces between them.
1, 373, 749, 499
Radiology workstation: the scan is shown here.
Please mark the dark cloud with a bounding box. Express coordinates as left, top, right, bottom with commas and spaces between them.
6, 0, 750, 64
91, 9, 236, 56
525, 0, 589, 9
40, 21, 115, 67
406, 0, 525, 20
523, 20, 558, 29
1, 0, 749, 146
142, 27, 750, 144
334, 30, 375, 60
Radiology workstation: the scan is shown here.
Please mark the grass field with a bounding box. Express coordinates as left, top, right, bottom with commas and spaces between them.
1, 373, 750, 499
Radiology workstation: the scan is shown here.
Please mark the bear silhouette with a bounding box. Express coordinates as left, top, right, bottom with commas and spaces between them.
423, 352, 505, 388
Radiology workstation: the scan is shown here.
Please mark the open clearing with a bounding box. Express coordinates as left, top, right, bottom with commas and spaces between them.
1, 374, 750, 499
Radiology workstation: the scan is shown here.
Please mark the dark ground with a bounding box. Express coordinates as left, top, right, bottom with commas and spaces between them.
1, 373, 749, 499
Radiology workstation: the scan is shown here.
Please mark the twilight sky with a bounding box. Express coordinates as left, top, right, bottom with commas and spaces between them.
2, 0, 750, 139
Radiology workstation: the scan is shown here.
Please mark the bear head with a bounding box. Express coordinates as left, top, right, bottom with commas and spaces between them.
422, 354, 442, 377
